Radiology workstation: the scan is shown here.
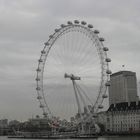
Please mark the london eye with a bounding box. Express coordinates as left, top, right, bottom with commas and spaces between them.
36, 20, 111, 134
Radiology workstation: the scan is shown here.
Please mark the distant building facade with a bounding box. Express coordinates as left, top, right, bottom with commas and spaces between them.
0, 119, 8, 128
95, 71, 140, 133
0, 119, 8, 135
96, 111, 106, 126
106, 101, 140, 133
29, 117, 51, 129
109, 71, 138, 105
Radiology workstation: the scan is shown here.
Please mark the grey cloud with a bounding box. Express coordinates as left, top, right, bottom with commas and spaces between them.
0, 0, 140, 120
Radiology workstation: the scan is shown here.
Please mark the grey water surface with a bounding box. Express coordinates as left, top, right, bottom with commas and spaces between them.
1, 136, 140, 140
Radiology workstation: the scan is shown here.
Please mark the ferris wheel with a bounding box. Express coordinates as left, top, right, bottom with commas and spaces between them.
36, 20, 111, 124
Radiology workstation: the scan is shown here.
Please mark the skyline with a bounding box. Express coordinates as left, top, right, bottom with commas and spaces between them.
0, 0, 140, 120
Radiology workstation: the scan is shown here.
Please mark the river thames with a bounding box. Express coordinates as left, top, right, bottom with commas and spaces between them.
0, 136, 140, 140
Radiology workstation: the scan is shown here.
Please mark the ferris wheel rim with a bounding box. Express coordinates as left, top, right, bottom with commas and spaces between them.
36, 20, 111, 120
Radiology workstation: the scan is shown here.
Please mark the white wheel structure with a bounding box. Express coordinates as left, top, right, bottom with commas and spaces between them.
36, 20, 111, 132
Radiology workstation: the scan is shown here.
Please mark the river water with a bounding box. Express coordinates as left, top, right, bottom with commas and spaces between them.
0, 136, 140, 140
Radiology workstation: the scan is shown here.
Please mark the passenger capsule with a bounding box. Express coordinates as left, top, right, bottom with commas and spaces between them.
55, 29, 59, 32
99, 37, 105, 41
41, 50, 46, 54
37, 96, 42, 100
43, 112, 47, 116
36, 78, 40, 81
81, 21, 87, 25
88, 24, 93, 28
61, 24, 66, 28
105, 82, 111, 86
106, 70, 112, 74
40, 105, 44, 108
44, 42, 49, 46
36, 68, 41, 72
98, 105, 104, 109
92, 114, 97, 118
106, 58, 111, 62
38, 59, 43, 63
74, 20, 79, 24
94, 30, 99, 34
102, 94, 108, 98
67, 21, 73, 25
36, 87, 41, 90
103, 47, 109, 51
49, 35, 53, 38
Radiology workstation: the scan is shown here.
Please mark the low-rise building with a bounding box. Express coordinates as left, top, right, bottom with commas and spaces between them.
0, 119, 8, 135
106, 101, 140, 133
96, 111, 106, 126
0, 119, 8, 128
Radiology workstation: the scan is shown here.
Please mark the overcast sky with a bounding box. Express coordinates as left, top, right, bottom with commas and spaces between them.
0, 0, 140, 121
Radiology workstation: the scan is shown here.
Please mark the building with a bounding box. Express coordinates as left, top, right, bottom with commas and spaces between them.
9, 120, 20, 126
109, 71, 138, 105
0, 119, 8, 128
96, 111, 106, 126
95, 71, 140, 133
28, 117, 51, 129
106, 101, 140, 133
0, 119, 9, 135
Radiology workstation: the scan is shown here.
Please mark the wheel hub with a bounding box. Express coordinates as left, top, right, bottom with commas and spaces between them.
64, 73, 81, 80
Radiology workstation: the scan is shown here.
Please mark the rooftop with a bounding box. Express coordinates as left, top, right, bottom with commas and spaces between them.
111, 71, 136, 77
107, 101, 140, 112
